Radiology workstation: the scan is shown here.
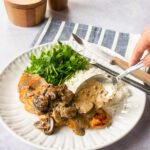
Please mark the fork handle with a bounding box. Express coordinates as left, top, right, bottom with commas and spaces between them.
111, 57, 150, 86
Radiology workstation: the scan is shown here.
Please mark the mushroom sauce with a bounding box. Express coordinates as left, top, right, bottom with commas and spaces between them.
74, 79, 107, 114
18, 72, 112, 136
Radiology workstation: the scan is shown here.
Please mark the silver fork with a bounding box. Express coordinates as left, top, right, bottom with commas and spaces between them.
114, 59, 144, 84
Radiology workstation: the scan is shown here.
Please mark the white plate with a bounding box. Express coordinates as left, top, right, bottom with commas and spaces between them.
0, 41, 146, 150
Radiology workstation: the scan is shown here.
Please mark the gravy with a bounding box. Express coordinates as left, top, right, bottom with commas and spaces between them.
74, 79, 108, 114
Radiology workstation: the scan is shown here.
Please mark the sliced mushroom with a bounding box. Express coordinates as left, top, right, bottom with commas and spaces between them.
44, 117, 54, 135
45, 89, 57, 101
62, 89, 74, 103
52, 109, 63, 125
60, 106, 77, 118
34, 116, 54, 135
33, 95, 49, 113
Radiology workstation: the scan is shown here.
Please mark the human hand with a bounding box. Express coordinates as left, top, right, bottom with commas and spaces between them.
130, 27, 150, 67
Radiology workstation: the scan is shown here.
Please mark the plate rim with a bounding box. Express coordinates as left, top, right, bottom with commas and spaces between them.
0, 41, 146, 150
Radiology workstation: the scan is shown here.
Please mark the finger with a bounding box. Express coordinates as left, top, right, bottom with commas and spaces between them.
147, 48, 150, 52
129, 37, 147, 66
143, 54, 150, 67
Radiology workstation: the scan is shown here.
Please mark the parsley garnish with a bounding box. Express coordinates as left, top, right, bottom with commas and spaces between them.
26, 42, 89, 85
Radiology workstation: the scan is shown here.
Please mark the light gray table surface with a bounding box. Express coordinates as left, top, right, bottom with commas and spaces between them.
0, 0, 150, 150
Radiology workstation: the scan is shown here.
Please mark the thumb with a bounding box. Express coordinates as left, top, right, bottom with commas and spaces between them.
129, 38, 147, 66
143, 53, 150, 67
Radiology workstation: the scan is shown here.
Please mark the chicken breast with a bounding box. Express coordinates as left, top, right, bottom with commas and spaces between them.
18, 72, 49, 115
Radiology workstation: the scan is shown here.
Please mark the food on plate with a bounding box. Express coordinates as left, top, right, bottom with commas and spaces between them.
18, 42, 129, 136
18, 72, 49, 114
90, 109, 111, 129
18, 72, 75, 115
74, 78, 113, 114
18, 72, 111, 136
34, 115, 54, 135
26, 42, 89, 85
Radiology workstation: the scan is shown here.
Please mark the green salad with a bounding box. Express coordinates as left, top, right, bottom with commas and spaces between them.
26, 42, 89, 85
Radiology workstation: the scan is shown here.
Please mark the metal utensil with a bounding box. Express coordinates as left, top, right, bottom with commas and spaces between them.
110, 56, 150, 86
72, 33, 150, 94
112, 59, 144, 85
93, 62, 150, 94
72, 33, 145, 80
116, 60, 144, 80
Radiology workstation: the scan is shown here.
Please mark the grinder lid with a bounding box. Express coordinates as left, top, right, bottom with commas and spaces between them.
4, 0, 47, 9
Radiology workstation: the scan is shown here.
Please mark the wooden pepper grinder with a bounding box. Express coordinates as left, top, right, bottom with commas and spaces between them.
48, 0, 68, 11
4, 0, 47, 27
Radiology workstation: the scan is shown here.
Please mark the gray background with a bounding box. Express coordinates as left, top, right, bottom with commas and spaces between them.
0, 0, 150, 150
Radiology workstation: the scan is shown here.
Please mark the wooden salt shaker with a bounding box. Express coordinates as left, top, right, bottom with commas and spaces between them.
4, 0, 47, 27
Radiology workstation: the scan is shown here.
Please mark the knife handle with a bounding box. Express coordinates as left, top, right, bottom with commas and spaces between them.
111, 56, 150, 86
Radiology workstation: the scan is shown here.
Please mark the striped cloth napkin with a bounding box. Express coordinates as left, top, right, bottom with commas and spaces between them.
32, 18, 141, 62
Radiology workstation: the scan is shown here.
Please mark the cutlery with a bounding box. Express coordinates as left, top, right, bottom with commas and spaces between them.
72, 33, 150, 94
115, 60, 144, 80
111, 56, 150, 86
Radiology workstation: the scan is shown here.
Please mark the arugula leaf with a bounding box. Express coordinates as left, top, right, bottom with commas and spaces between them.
25, 42, 89, 85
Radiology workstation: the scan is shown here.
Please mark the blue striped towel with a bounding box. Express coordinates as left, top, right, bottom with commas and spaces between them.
32, 18, 141, 61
